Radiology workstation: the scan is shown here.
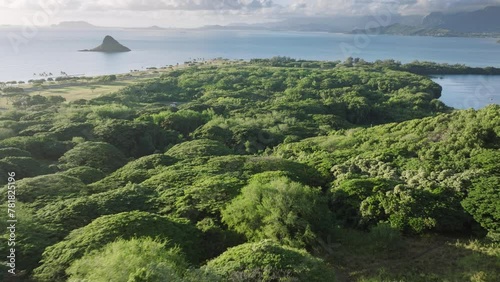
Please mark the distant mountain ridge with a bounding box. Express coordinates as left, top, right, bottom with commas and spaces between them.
351, 23, 454, 37
423, 6, 500, 33
50, 7, 500, 38
214, 15, 423, 33
52, 21, 98, 29
205, 7, 500, 37
350, 6, 500, 37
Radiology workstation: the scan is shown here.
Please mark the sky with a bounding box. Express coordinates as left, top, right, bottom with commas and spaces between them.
0, 0, 499, 28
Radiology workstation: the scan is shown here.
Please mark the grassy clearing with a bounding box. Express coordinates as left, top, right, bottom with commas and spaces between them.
0, 59, 233, 109
34, 81, 136, 101
326, 229, 500, 282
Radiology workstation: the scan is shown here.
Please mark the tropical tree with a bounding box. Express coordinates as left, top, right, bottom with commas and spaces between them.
222, 172, 334, 248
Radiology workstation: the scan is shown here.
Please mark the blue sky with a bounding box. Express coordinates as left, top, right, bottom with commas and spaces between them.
1, 0, 499, 27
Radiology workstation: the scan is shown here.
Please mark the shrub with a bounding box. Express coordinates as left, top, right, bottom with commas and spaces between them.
462, 177, 500, 240
88, 104, 135, 120
33, 211, 202, 282
50, 123, 94, 141
203, 240, 336, 282
222, 173, 334, 248
175, 174, 245, 221
0, 128, 16, 140
93, 120, 174, 158
8, 174, 88, 208
165, 139, 234, 159
330, 178, 395, 229
89, 154, 177, 192
61, 166, 106, 184
0, 156, 47, 180
2, 87, 24, 94
36, 184, 159, 232
66, 238, 189, 282
58, 141, 127, 173
0, 203, 64, 276
152, 109, 210, 137
0, 136, 70, 160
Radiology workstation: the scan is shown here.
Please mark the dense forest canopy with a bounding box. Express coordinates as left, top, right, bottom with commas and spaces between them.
0, 58, 498, 281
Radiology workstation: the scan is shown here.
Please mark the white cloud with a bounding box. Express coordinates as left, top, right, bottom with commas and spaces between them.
1, 0, 499, 27
283, 0, 500, 16
4, 0, 500, 14
3, 0, 275, 11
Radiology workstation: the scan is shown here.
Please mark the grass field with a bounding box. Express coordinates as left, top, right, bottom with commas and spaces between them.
0, 74, 147, 110
0, 59, 229, 109
326, 229, 500, 282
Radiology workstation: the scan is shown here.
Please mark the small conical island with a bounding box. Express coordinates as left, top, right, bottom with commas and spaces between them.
80, 35, 131, 52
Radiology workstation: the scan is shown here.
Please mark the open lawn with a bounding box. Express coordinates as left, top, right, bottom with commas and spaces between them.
33, 81, 136, 101
0, 59, 231, 109
326, 230, 500, 282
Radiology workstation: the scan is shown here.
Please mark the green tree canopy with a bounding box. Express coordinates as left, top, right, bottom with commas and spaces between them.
203, 240, 336, 282
58, 141, 127, 173
34, 211, 202, 282
165, 139, 234, 159
7, 174, 88, 209
222, 172, 334, 248
66, 238, 189, 282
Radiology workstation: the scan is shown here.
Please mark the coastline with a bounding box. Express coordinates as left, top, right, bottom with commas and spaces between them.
0, 58, 233, 109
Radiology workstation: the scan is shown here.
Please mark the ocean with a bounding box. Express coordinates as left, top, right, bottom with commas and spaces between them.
1, 28, 500, 109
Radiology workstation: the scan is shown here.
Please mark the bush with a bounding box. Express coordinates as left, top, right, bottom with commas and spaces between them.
0, 136, 70, 160
151, 109, 210, 137
330, 178, 396, 229
2, 87, 24, 94
88, 104, 135, 120
33, 211, 202, 282
18, 123, 52, 136
0, 203, 64, 276
93, 120, 174, 158
66, 238, 189, 282
0, 156, 47, 181
8, 174, 88, 208
242, 157, 328, 187
0, 127, 16, 140
61, 166, 106, 184
50, 123, 94, 141
93, 74, 117, 83
0, 147, 31, 158
165, 139, 234, 159
89, 154, 177, 192
36, 184, 159, 232
175, 174, 245, 221
462, 177, 500, 240
203, 240, 336, 282
58, 141, 127, 173
222, 173, 334, 248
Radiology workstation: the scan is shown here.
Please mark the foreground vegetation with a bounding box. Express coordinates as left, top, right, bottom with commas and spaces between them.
0, 58, 498, 281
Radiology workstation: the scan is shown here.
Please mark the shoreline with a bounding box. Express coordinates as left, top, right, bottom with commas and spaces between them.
0, 58, 236, 109
1, 58, 499, 111
0, 58, 229, 91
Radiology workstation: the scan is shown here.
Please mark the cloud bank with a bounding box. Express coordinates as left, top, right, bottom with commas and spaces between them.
1, 0, 499, 28
4, 0, 500, 14
285, 0, 500, 16
4, 0, 275, 11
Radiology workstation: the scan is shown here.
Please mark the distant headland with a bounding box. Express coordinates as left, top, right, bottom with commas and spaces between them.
52, 21, 98, 29
79, 36, 131, 53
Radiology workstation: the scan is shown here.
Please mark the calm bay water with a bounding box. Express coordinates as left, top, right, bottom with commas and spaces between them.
1, 28, 500, 109
432, 75, 500, 109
